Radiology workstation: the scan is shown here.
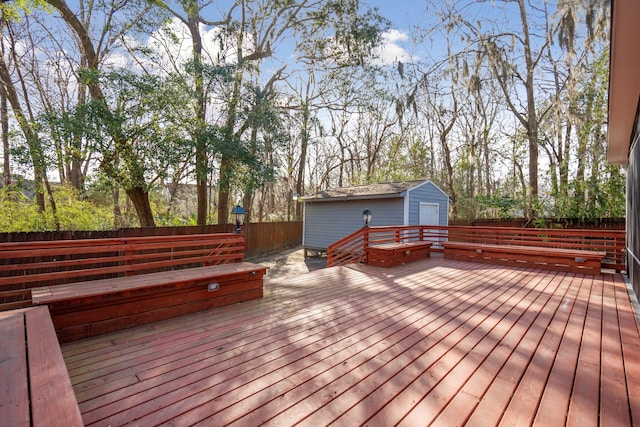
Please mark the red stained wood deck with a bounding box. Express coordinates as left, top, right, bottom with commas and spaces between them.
61, 257, 640, 426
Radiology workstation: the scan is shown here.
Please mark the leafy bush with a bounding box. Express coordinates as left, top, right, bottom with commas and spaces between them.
0, 185, 113, 232
0, 188, 43, 232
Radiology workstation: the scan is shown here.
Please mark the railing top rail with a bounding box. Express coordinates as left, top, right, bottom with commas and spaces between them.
365, 224, 625, 237
327, 224, 625, 269
0, 233, 242, 251
327, 228, 368, 268
327, 228, 366, 250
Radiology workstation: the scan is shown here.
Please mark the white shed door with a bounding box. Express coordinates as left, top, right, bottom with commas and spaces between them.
419, 202, 439, 225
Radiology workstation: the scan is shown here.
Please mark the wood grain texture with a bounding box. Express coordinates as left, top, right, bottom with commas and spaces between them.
34, 263, 267, 342
0, 307, 83, 427
0, 311, 30, 426
443, 242, 606, 275
60, 257, 640, 426
0, 233, 246, 311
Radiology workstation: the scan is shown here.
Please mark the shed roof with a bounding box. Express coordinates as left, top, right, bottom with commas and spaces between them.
300, 180, 428, 202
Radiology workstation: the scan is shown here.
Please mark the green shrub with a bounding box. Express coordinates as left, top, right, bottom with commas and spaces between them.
0, 185, 114, 232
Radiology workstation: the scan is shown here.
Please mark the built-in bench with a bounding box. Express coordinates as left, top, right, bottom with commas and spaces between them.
442, 241, 607, 275
32, 262, 266, 342
0, 306, 83, 426
366, 241, 432, 268
0, 233, 267, 342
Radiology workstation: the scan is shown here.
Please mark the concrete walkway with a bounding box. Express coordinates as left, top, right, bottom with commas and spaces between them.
248, 246, 327, 279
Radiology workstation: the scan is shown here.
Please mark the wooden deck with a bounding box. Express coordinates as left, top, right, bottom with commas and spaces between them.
61, 257, 640, 426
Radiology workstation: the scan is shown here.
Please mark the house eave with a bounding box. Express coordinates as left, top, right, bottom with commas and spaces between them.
607, 0, 640, 166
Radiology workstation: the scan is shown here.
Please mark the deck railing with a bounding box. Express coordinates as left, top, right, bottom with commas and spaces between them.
0, 233, 246, 311
0, 221, 303, 259
327, 225, 626, 271
326, 228, 368, 267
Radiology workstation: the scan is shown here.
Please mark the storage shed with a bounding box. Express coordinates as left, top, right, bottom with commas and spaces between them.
300, 180, 449, 254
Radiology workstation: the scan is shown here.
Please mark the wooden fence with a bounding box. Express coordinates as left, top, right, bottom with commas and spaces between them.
449, 217, 626, 230
0, 221, 303, 258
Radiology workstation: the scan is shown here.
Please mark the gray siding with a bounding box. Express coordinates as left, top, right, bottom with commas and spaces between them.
406, 181, 449, 225
303, 198, 404, 250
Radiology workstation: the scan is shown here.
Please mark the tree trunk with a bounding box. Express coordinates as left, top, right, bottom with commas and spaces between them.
69, 55, 87, 192
42, 176, 60, 230
187, 14, 209, 226
0, 52, 46, 211
1, 83, 9, 187
216, 2, 248, 225
46, 0, 156, 226
112, 187, 124, 228
440, 132, 457, 218
218, 157, 232, 224
32, 169, 46, 213
242, 191, 253, 224
518, 0, 539, 216
125, 186, 155, 227
295, 102, 309, 220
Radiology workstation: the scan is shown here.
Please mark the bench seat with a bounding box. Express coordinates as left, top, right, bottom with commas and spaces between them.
366, 241, 432, 268
442, 241, 606, 275
0, 307, 83, 426
32, 262, 267, 342
0, 233, 245, 311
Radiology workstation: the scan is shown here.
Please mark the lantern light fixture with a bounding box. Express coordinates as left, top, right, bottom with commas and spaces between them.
231, 205, 246, 233
362, 209, 372, 227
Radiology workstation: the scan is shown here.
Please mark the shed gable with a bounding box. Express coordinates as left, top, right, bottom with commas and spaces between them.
406, 181, 449, 225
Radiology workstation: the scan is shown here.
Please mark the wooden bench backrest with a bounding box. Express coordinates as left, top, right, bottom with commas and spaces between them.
0, 233, 244, 311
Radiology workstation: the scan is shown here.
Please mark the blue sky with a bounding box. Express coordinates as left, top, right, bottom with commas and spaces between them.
372, 0, 427, 27
367, 0, 431, 65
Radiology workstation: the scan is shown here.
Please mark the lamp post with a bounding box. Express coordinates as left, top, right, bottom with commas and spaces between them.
231, 205, 246, 233
362, 209, 372, 227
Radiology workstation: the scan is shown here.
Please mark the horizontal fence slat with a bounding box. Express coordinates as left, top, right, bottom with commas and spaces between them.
0, 222, 303, 258
0, 223, 303, 311
328, 224, 626, 272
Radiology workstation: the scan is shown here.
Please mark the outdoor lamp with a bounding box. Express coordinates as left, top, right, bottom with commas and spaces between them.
362, 209, 372, 227
231, 205, 246, 233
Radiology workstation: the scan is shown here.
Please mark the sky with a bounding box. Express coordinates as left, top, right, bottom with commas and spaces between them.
352, 0, 427, 65
33, 0, 558, 74
115, 0, 431, 83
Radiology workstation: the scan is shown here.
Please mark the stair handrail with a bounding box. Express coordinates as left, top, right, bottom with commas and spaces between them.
327, 227, 368, 267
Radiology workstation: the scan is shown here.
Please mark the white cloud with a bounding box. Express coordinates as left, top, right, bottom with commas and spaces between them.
137, 17, 256, 75
102, 52, 132, 70
373, 29, 416, 66
384, 29, 409, 43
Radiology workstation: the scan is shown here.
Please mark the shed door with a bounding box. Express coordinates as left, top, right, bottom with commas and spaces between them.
420, 202, 445, 247
419, 202, 439, 226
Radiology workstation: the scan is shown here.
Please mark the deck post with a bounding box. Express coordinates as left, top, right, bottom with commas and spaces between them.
363, 227, 369, 263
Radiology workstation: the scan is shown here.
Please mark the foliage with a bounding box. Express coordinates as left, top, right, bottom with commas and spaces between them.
0, 0, 51, 21
476, 191, 520, 219
0, 185, 112, 232
1, 0, 626, 230
295, 1, 391, 67
85, 70, 196, 191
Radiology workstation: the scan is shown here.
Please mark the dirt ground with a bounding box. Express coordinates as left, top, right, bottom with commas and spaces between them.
247, 246, 327, 279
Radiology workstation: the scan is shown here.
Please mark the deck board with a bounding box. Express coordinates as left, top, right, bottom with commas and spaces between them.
61, 257, 640, 426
